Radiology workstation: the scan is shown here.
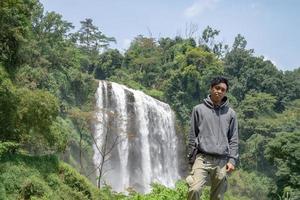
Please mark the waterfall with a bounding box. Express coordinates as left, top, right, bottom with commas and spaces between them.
93, 81, 181, 193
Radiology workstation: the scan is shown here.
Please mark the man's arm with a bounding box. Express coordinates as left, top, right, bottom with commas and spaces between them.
227, 111, 239, 167
188, 107, 200, 157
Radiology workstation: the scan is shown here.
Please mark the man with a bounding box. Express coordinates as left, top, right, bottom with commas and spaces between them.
186, 76, 238, 200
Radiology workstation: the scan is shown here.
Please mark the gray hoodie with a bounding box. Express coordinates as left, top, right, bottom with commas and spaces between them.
188, 95, 239, 166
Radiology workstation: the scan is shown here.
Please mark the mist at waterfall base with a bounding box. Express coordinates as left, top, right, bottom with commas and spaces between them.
93, 81, 182, 193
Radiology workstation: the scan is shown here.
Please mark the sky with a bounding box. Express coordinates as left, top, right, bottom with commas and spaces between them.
40, 0, 300, 71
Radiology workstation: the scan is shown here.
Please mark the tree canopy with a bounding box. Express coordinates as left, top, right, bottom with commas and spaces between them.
0, 0, 299, 199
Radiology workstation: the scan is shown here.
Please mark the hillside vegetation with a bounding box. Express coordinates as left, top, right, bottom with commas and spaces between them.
0, 154, 102, 199
0, 0, 299, 199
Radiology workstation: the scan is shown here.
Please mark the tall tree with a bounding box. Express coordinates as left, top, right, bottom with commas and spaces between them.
0, 0, 39, 73
72, 18, 115, 73
224, 34, 284, 106
281, 68, 300, 103
68, 108, 94, 174
265, 131, 300, 199
199, 26, 228, 57
75, 18, 115, 51
124, 36, 163, 88
94, 49, 123, 80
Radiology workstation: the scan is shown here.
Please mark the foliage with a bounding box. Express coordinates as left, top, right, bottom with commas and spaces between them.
0, 65, 19, 141
17, 88, 59, 141
1, 67, 63, 152
199, 26, 228, 57
239, 99, 300, 197
0, 142, 20, 156
49, 117, 72, 152
0, 0, 39, 71
115, 181, 189, 200
72, 18, 116, 74
73, 18, 115, 52
0, 153, 102, 199
238, 91, 276, 119
1, 0, 300, 198
0, 0, 98, 172
164, 65, 202, 122
265, 131, 300, 199
224, 34, 285, 110
94, 49, 123, 79
124, 36, 163, 88
281, 68, 300, 103
227, 170, 274, 200
95, 175, 271, 200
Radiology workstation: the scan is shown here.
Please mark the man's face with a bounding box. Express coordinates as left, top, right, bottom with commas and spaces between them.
210, 83, 227, 103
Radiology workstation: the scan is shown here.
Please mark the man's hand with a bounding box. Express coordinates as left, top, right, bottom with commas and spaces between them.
226, 162, 235, 173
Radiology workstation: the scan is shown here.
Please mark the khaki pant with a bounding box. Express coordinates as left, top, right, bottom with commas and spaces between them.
186, 153, 228, 200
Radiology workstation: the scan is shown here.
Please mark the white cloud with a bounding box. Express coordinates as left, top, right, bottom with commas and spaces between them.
263, 55, 277, 66
122, 38, 132, 50
184, 0, 219, 18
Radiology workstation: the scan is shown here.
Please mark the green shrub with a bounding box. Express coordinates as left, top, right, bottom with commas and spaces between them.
0, 182, 7, 200
0, 153, 101, 199
121, 181, 189, 200
0, 142, 20, 156
227, 170, 273, 200
58, 162, 99, 199
146, 89, 165, 101
19, 176, 50, 199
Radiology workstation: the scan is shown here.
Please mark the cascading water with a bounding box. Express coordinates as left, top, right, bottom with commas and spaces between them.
93, 81, 181, 193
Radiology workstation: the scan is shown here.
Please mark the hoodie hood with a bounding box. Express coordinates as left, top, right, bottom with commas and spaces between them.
204, 95, 229, 109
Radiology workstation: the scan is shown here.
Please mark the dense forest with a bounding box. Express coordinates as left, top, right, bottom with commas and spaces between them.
0, 0, 299, 199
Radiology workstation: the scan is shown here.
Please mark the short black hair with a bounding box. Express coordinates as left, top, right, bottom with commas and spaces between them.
210, 76, 229, 91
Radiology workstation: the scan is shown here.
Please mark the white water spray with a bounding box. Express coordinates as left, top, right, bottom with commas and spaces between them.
93, 81, 181, 193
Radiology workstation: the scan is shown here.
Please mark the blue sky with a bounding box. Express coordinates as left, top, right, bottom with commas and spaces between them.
40, 0, 300, 71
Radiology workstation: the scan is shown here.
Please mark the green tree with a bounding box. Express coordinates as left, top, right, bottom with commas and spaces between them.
238, 91, 276, 120
68, 69, 97, 106
164, 65, 201, 122
124, 36, 163, 88
74, 18, 115, 52
0, 0, 39, 73
27, 10, 75, 69
68, 108, 94, 173
0, 74, 64, 153
240, 134, 270, 172
158, 37, 177, 64
265, 131, 300, 199
238, 91, 276, 144
281, 68, 300, 103
0, 65, 18, 141
16, 89, 60, 151
224, 34, 284, 106
238, 92, 277, 173
199, 26, 228, 57
94, 49, 123, 79
72, 18, 116, 73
